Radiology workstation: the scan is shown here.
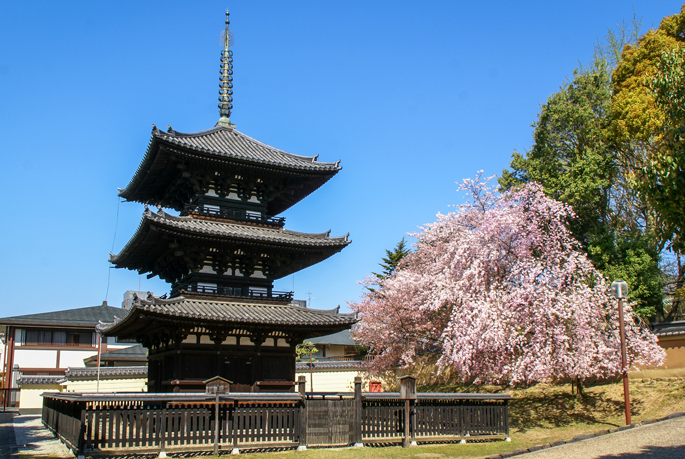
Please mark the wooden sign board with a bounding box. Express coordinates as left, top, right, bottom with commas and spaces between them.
399, 375, 416, 400
204, 376, 232, 395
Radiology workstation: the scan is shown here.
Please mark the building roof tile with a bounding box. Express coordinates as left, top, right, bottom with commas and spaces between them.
65, 366, 148, 379
307, 329, 356, 346
18, 375, 64, 386
119, 126, 341, 215
0, 303, 125, 328
102, 294, 356, 337
156, 126, 340, 171
141, 209, 349, 247
651, 320, 685, 337
110, 209, 350, 271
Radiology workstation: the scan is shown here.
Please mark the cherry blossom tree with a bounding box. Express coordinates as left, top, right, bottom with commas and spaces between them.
350, 174, 664, 385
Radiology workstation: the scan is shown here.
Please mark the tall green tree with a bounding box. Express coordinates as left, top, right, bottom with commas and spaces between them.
500, 61, 662, 319
367, 238, 411, 292
611, 5, 685, 321
373, 237, 411, 280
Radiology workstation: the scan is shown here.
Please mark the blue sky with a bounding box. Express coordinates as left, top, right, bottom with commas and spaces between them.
1, 1, 683, 316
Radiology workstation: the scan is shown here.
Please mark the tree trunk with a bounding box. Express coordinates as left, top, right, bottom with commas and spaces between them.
575, 377, 585, 397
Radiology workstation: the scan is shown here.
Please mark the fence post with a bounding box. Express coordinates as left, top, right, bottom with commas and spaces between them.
76, 403, 86, 459
214, 393, 220, 456
504, 400, 511, 442
298, 375, 306, 396
399, 376, 417, 448
297, 376, 307, 451
411, 398, 417, 446
353, 376, 363, 447
158, 407, 167, 458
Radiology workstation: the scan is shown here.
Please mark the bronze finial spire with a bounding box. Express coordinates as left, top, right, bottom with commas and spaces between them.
217, 9, 234, 127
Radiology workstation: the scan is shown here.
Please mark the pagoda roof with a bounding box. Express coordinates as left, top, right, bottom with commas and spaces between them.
119, 125, 341, 214
110, 209, 350, 279
101, 293, 357, 339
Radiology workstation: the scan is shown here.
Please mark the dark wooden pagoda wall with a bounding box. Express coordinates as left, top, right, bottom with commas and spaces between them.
147, 341, 296, 393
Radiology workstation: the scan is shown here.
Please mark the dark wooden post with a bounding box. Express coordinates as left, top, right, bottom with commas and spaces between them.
76, 403, 86, 459
204, 376, 231, 456
411, 398, 417, 445
353, 376, 363, 447
504, 400, 511, 442
297, 376, 307, 451
298, 375, 306, 396
399, 376, 417, 448
158, 406, 167, 458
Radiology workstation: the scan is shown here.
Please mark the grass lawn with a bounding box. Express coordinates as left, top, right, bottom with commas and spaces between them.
228, 378, 685, 459
24, 378, 685, 458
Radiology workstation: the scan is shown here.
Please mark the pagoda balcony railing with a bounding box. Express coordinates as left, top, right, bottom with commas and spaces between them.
181, 284, 294, 301
183, 205, 285, 227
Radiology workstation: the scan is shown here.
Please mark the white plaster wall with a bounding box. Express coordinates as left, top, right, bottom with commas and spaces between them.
323, 345, 346, 358
64, 378, 148, 394
295, 369, 366, 392
59, 350, 99, 368
14, 349, 58, 368
19, 384, 63, 409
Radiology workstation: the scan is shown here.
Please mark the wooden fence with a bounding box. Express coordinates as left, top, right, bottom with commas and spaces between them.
42, 379, 512, 456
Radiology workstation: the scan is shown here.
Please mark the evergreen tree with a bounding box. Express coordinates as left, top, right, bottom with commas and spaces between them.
373, 237, 411, 280
500, 62, 663, 319
366, 238, 411, 292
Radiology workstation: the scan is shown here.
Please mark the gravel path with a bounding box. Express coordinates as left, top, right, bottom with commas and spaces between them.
519, 415, 685, 459
13, 415, 72, 458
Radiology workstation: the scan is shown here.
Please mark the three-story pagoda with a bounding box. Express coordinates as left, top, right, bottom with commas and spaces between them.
103, 12, 355, 393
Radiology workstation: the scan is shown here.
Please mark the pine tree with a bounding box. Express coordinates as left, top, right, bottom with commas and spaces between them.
366, 238, 411, 292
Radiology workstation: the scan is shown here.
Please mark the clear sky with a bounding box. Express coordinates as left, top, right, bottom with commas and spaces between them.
0, 1, 683, 316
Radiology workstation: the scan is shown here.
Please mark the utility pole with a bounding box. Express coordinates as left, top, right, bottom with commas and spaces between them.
611, 280, 631, 426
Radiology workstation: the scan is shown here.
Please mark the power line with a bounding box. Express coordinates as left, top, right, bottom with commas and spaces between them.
105, 197, 122, 303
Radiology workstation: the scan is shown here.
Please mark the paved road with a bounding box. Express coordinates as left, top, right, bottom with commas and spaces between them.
0, 414, 17, 459
522, 416, 685, 459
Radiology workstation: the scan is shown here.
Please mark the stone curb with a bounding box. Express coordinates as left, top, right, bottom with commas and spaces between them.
482, 412, 685, 459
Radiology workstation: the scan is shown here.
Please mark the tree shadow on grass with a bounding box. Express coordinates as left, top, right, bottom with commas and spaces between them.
509, 388, 643, 432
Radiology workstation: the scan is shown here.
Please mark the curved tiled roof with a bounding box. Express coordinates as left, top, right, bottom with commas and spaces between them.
118, 125, 342, 215
651, 321, 685, 338
102, 294, 356, 338
141, 209, 349, 247
296, 360, 363, 370
0, 303, 124, 328
18, 375, 64, 386
65, 366, 148, 379
156, 126, 340, 171
110, 209, 350, 272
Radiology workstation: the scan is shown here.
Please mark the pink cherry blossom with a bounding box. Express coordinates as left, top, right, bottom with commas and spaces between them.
350, 174, 664, 385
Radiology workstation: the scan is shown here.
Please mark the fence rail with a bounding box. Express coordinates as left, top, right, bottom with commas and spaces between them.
42, 380, 512, 456
0, 389, 20, 411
